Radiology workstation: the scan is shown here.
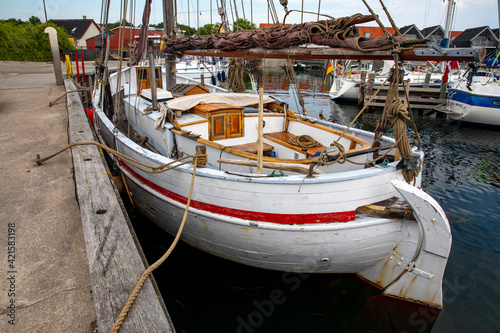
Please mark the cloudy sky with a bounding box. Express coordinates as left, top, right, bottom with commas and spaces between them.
1, 0, 498, 32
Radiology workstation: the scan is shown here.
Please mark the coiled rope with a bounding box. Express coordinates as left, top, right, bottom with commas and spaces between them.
227, 58, 246, 92
288, 135, 322, 148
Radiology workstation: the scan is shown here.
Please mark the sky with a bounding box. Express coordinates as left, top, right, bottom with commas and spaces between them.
1, 0, 499, 32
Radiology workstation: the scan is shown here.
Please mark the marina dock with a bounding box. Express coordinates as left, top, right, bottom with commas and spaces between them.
0, 61, 174, 333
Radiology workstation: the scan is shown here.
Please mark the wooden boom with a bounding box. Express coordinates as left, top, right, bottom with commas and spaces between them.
181, 47, 485, 62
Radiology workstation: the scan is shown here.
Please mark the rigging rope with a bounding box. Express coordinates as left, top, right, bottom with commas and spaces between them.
227, 58, 246, 92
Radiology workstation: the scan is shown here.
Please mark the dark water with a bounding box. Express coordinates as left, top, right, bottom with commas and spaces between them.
129, 69, 500, 333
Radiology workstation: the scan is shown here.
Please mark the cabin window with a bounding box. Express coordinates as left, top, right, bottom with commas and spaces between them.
492, 100, 500, 106
136, 67, 162, 94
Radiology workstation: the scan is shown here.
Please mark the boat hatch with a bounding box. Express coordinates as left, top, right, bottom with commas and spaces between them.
136, 67, 162, 94
191, 103, 244, 140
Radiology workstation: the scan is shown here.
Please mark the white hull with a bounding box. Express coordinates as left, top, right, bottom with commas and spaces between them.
92, 68, 452, 307
446, 75, 500, 126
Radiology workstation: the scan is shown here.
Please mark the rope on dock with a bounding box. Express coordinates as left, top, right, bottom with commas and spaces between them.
109, 157, 200, 333
48, 86, 94, 107
35, 141, 206, 174
35, 141, 206, 333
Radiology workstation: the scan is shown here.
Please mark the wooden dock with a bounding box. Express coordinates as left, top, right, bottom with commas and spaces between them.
66, 79, 175, 333
362, 72, 446, 111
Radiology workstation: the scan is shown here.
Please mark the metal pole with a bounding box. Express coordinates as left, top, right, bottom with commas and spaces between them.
498, 0, 500, 46
44, 27, 64, 85
443, 0, 454, 45
42, 0, 49, 26
441, 0, 455, 72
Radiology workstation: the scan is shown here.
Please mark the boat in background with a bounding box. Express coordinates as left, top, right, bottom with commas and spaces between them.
437, 64, 500, 126
175, 55, 227, 86
329, 60, 454, 101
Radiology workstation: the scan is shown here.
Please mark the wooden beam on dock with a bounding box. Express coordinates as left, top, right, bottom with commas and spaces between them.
65, 79, 175, 333
181, 47, 485, 62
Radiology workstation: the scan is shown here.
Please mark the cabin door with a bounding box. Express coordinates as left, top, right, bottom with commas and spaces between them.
136, 67, 162, 94
210, 112, 243, 140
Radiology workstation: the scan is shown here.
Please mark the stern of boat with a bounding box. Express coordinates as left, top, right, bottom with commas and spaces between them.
357, 179, 452, 308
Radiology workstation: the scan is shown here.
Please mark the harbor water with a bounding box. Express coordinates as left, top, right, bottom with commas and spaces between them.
128, 68, 500, 333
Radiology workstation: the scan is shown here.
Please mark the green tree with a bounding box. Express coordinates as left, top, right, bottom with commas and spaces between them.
149, 22, 164, 28
107, 19, 133, 30
232, 18, 256, 32
198, 23, 216, 35
0, 18, 23, 25
0, 21, 75, 61
28, 16, 42, 25
178, 24, 196, 37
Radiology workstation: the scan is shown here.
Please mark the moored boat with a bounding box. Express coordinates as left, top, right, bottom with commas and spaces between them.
92, 61, 452, 308
439, 66, 500, 126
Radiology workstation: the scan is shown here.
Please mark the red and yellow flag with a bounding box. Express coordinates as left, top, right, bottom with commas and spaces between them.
323, 61, 334, 84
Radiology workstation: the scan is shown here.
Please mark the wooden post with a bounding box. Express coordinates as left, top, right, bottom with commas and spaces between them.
364, 73, 375, 108
257, 87, 264, 174
439, 82, 447, 100
423, 73, 431, 88
358, 69, 367, 107
195, 145, 206, 167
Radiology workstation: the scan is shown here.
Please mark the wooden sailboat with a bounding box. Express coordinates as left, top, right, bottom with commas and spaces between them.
90, 1, 485, 309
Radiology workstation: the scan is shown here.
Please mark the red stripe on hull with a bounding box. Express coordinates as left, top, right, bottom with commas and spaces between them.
119, 158, 355, 224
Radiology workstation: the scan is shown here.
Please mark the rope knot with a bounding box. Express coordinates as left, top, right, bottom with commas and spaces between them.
194, 154, 208, 168
387, 99, 410, 124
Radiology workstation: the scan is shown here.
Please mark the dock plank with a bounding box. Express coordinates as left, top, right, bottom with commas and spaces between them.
65, 79, 174, 333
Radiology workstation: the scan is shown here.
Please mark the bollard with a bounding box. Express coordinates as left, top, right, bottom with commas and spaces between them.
44, 27, 63, 85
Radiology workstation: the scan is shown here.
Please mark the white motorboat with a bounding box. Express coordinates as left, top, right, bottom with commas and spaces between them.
440, 68, 500, 126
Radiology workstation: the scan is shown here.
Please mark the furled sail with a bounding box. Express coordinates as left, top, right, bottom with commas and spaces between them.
162, 14, 429, 54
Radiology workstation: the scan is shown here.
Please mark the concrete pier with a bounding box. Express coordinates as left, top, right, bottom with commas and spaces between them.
0, 61, 97, 332
0, 61, 174, 332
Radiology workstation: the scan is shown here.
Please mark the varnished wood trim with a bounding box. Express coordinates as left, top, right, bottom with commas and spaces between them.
289, 118, 370, 153
180, 119, 209, 127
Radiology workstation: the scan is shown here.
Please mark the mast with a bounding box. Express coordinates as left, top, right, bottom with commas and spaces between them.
443, 0, 455, 47
441, 0, 455, 72
163, 0, 176, 89
498, 0, 500, 47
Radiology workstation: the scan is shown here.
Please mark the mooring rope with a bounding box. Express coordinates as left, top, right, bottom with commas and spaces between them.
35, 141, 206, 332
109, 156, 200, 333
35, 141, 207, 174
49, 86, 94, 107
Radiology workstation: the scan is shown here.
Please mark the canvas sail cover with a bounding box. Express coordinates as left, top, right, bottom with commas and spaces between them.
164, 93, 275, 111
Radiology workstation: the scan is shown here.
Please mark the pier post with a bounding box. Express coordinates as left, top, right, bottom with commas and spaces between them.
358, 70, 367, 107
44, 26, 63, 85
423, 73, 431, 88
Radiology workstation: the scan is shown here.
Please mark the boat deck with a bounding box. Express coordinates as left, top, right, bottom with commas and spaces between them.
264, 131, 326, 158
